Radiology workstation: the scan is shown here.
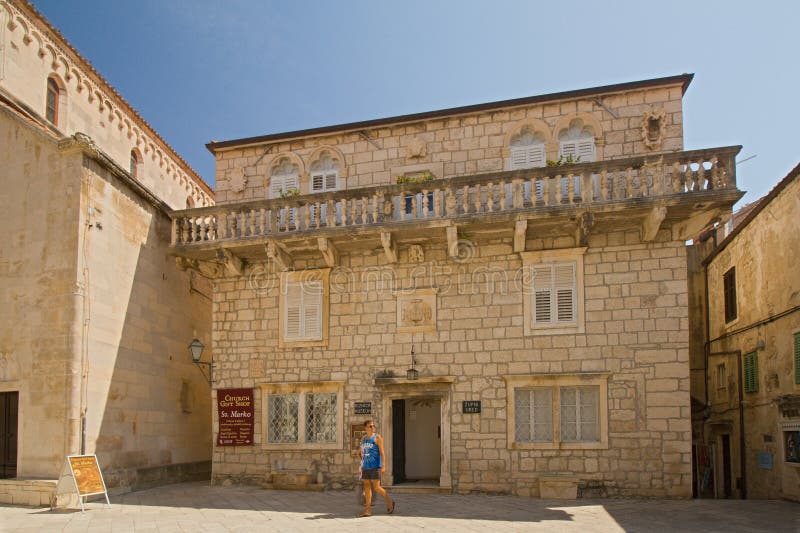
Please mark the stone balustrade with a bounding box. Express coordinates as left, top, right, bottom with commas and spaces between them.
171, 146, 739, 246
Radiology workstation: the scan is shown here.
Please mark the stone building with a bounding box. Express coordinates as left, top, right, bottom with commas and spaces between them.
0, 0, 214, 504
689, 164, 800, 501
171, 73, 743, 498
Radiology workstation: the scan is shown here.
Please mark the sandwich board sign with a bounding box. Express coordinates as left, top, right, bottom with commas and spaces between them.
54, 454, 110, 511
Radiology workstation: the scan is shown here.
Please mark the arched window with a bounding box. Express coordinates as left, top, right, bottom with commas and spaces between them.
129, 150, 139, 178
509, 127, 546, 169
558, 119, 595, 163
309, 151, 339, 192
269, 158, 300, 197
46, 77, 60, 125
309, 152, 341, 224
270, 157, 300, 229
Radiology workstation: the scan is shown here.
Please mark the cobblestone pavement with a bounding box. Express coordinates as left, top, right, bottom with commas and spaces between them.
1, 482, 798, 532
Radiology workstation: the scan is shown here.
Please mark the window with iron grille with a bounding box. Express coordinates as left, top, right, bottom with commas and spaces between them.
507, 374, 607, 450
262, 382, 343, 449
723, 267, 737, 323
743, 352, 758, 393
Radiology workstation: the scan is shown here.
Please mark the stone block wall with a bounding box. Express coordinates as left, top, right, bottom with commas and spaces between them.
0, 0, 212, 209
213, 83, 685, 204
210, 226, 692, 497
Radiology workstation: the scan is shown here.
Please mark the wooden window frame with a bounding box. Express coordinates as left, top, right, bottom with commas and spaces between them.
46, 77, 60, 125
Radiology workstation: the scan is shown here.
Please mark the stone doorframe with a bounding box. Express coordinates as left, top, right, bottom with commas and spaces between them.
375, 376, 455, 489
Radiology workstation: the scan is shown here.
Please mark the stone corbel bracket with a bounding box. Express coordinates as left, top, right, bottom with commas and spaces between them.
641, 206, 667, 242
216, 248, 244, 276
266, 240, 293, 271
575, 212, 594, 247
175, 257, 223, 279
318, 237, 339, 267
381, 232, 398, 264
514, 220, 528, 253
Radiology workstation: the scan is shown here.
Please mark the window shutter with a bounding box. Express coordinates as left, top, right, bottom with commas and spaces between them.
303, 280, 323, 340
576, 139, 596, 162
743, 352, 759, 393
311, 173, 324, 192
559, 141, 578, 158
510, 145, 545, 170
794, 333, 800, 385
270, 175, 284, 199
284, 284, 302, 340
532, 266, 553, 325
554, 263, 576, 323
325, 172, 338, 191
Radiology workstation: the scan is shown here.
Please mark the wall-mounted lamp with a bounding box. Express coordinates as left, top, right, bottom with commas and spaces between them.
407, 355, 419, 380
189, 338, 213, 385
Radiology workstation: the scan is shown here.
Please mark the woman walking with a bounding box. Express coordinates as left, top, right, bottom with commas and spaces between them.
358, 419, 395, 517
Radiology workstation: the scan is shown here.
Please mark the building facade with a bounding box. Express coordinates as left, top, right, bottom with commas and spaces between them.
0, 0, 213, 504
172, 74, 742, 497
690, 165, 800, 501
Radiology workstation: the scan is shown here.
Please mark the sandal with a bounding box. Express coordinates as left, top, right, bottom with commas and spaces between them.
387, 500, 395, 515
357, 511, 372, 518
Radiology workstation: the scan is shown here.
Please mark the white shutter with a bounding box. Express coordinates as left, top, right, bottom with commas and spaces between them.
303, 280, 323, 340
532, 265, 553, 325
554, 263, 576, 323
325, 172, 338, 191
577, 139, 596, 162
510, 145, 545, 170
311, 173, 324, 192
270, 175, 285, 199
284, 283, 302, 340
559, 141, 578, 159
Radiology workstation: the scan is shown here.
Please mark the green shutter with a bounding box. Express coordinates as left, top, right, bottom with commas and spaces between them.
743, 352, 758, 393
794, 333, 800, 385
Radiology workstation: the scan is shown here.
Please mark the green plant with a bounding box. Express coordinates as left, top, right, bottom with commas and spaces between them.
546, 154, 582, 167
396, 171, 433, 184
278, 187, 301, 198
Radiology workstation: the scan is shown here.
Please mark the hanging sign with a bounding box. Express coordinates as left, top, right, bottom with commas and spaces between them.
54, 454, 110, 511
217, 388, 254, 446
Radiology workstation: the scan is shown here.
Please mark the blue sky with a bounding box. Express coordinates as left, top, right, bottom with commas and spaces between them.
32, 0, 800, 207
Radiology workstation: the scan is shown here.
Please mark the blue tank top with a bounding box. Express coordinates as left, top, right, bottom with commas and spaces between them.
361, 434, 381, 469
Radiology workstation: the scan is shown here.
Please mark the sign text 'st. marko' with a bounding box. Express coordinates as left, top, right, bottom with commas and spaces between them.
217, 388, 254, 446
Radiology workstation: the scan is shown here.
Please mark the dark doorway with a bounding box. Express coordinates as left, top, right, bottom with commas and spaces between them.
0, 391, 18, 479
392, 399, 405, 484
721, 434, 732, 498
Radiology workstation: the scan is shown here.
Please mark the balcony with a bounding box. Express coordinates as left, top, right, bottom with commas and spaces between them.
170, 146, 742, 271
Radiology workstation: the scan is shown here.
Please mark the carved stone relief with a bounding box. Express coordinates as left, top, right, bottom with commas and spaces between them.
408, 244, 425, 263
642, 109, 667, 150
228, 167, 248, 193
405, 137, 427, 161
396, 288, 437, 333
